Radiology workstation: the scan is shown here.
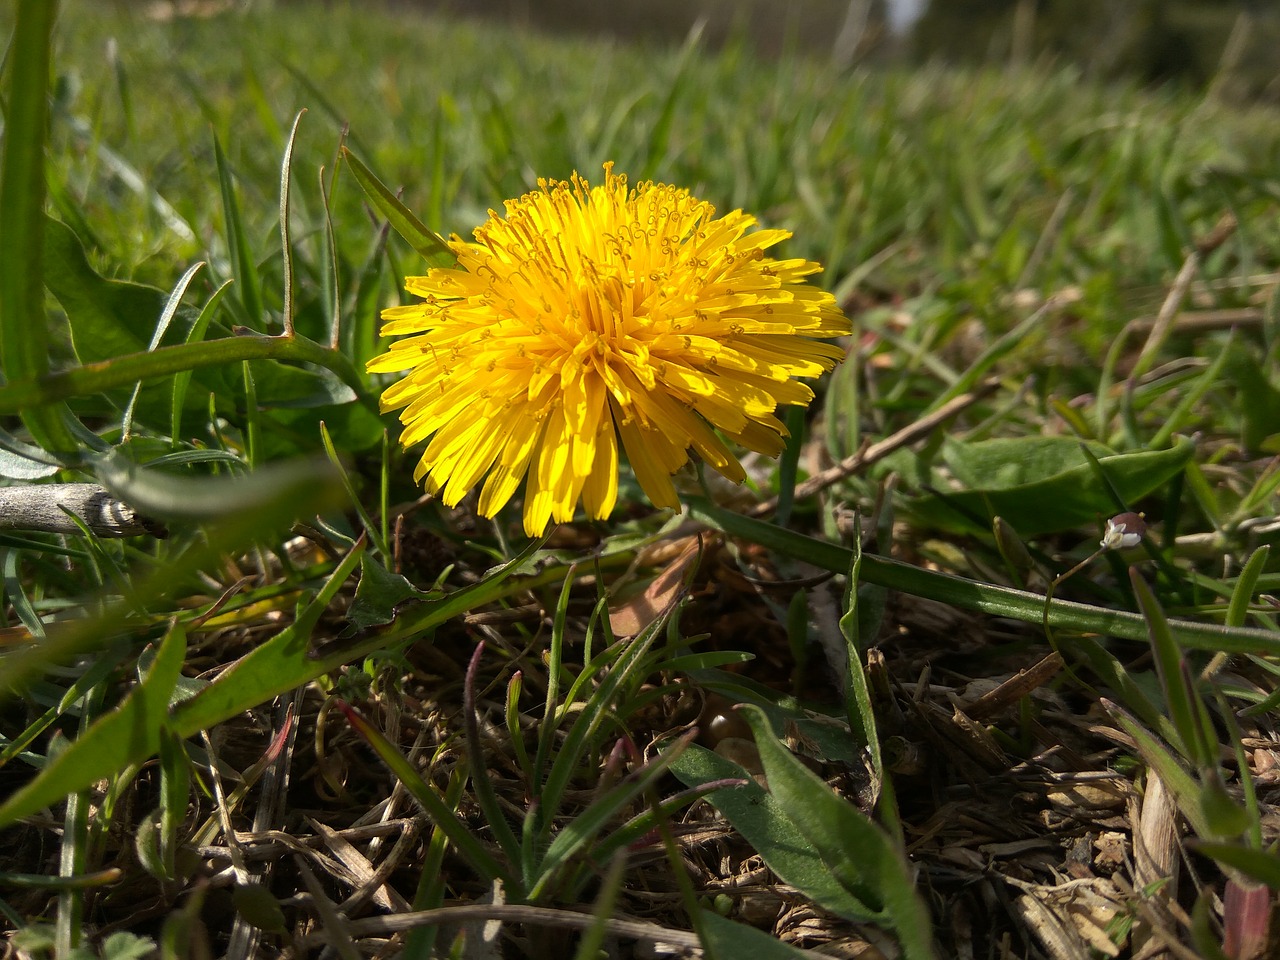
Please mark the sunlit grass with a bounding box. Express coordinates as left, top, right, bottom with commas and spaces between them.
2, 1, 1280, 957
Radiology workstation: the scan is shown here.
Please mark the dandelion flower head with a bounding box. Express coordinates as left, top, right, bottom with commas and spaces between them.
369, 163, 850, 535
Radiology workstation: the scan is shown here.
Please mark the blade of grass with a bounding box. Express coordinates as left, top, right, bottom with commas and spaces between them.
1130, 567, 1212, 768
689, 499, 1280, 654
278, 110, 305, 336
0, 0, 79, 456
171, 279, 232, 447
1101, 698, 1212, 839
122, 261, 205, 441
0, 622, 186, 830
462, 641, 523, 870
527, 733, 694, 901
342, 148, 455, 266
337, 701, 510, 886
1227, 545, 1269, 630
213, 133, 265, 329
0, 330, 365, 412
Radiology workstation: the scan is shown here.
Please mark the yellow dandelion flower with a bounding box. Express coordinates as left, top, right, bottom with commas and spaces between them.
368, 163, 850, 536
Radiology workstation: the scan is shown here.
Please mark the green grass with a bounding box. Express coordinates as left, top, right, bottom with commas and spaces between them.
2, 1, 1280, 957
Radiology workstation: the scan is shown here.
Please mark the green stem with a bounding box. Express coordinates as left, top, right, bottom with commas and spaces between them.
0, 333, 365, 413
688, 499, 1280, 655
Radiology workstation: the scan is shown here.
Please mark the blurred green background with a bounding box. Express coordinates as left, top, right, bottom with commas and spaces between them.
224, 0, 1279, 98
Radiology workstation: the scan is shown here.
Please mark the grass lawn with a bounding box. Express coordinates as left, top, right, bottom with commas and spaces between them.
2, 1, 1280, 957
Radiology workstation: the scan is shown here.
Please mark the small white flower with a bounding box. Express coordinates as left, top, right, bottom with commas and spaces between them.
1101, 512, 1146, 551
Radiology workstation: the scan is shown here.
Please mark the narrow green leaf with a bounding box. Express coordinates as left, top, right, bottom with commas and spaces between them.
122, 261, 206, 440
0, 622, 186, 827
1101, 698, 1212, 839
1130, 568, 1207, 766
213, 134, 265, 329
338, 701, 509, 885
93, 451, 341, 523
278, 110, 305, 335
774, 406, 805, 527
0, 0, 78, 455
1190, 842, 1280, 890
530, 735, 693, 900
535, 601, 672, 864
689, 500, 1280, 655
171, 280, 232, 446
1069, 635, 1181, 747
341, 147, 455, 266
1227, 546, 1270, 629
0, 331, 363, 415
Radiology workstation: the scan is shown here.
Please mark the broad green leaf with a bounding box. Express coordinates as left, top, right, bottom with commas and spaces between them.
698, 910, 814, 959
739, 706, 936, 959
43, 215, 226, 428
908, 436, 1194, 536
44, 216, 206, 366
0, 622, 186, 828
44, 217, 364, 429
670, 743, 886, 924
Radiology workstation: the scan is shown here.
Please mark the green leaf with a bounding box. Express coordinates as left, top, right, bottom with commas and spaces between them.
532, 735, 693, 897
44, 217, 362, 426
1190, 842, 1280, 890
44, 216, 205, 366
698, 910, 814, 959
213, 134, 266, 329
688, 499, 1280, 655
167, 536, 546, 738
670, 744, 886, 924
1101, 698, 1213, 839
1131, 568, 1211, 766
43, 215, 226, 427
0, 622, 186, 828
341, 147, 455, 266
739, 706, 936, 959
92, 450, 340, 523
344, 554, 435, 634
910, 436, 1195, 536
338, 701, 509, 885
0, 1, 79, 455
